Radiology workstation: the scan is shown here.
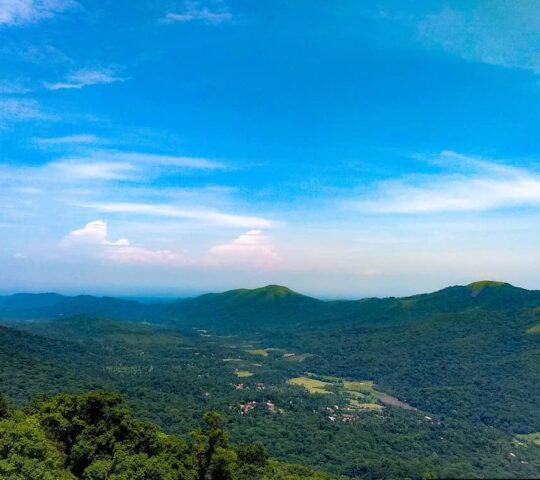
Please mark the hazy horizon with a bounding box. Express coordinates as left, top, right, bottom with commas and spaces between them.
3, 1, 540, 297
0, 278, 527, 301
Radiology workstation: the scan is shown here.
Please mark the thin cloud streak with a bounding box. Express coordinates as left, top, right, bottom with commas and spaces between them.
0, 0, 76, 26
354, 151, 540, 214
0, 98, 54, 124
417, 2, 540, 74
81, 202, 273, 228
9, 149, 225, 182
163, 1, 232, 25
34, 134, 104, 145
44, 69, 127, 90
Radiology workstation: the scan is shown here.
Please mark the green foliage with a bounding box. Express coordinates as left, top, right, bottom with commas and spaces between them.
0, 393, 9, 418
3, 281, 540, 478
0, 414, 74, 480
0, 391, 334, 480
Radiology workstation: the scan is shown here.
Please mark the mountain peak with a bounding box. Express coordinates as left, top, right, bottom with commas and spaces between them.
466, 280, 507, 296
224, 284, 304, 302
254, 285, 298, 297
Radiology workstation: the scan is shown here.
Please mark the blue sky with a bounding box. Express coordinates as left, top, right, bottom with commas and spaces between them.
2, 0, 540, 298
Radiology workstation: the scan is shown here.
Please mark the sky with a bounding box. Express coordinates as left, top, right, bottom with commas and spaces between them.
2, 0, 540, 298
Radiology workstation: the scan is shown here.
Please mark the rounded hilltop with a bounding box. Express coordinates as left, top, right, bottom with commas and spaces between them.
228, 285, 302, 301
466, 280, 507, 295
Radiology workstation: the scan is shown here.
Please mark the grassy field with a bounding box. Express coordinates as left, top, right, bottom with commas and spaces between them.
235, 369, 254, 378
516, 432, 540, 446
527, 323, 540, 334
284, 353, 313, 362
349, 399, 383, 411
342, 380, 375, 392
287, 374, 415, 412
246, 348, 270, 357
287, 376, 332, 394
245, 347, 285, 357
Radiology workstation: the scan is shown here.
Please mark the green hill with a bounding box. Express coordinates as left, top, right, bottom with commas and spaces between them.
2, 280, 540, 478
158, 284, 325, 331
0, 293, 154, 322
3, 281, 539, 333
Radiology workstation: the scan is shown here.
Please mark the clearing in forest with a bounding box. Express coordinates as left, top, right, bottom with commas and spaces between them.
526, 322, 540, 334
515, 432, 540, 447
287, 374, 416, 411
287, 376, 332, 394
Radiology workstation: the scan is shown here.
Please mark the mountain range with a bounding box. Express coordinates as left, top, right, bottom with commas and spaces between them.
2, 280, 539, 332
2, 280, 540, 478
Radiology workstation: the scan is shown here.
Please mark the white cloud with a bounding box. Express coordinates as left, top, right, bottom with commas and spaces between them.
0, 0, 75, 26
354, 151, 540, 214
49, 161, 136, 180
44, 69, 126, 90
163, 1, 232, 25
93, 151, 223, 169
82, 202, 273, 228
63, 220, 188, 266
207, 229, 281, 268
3, 149, 224, 182
0, 98, 52, 123
0, 80, 31, 94
63, 220, 128, 246
58, 150, 223, 170
417, 2, 540, 74
34, 134, 104, 145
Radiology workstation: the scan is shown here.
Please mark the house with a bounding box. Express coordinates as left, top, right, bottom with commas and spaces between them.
264, 401, 276, 412
239, 401, 257, 415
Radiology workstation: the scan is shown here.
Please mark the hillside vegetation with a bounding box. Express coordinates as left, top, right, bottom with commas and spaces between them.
2, 281, 540, 478
0, 390, 338, 480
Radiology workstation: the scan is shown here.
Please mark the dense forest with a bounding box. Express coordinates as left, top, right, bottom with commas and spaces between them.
0, 390, 337, 479
2, 281, 540, 478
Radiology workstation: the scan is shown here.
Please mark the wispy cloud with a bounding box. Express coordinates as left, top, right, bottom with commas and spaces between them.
89, 151, 223, 169
417, 2, 540, 74
354, 151, 540, 214
0, 80, 31, 94
0, 98, 53, 124
81, 202, 273, 228
207, 229, 281, 269
32, 149, 224, 181
57, 150, 224, 170
0, 149, 224, 184
49, 161, 136, 180
0, 0, 76, 26
44, 69, 126, 90
34, 134, 104, 145
163, 1, 232, 25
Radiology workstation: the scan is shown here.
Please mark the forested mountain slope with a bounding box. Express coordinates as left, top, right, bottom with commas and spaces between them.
4, 281, 540, 332
0, 390, 338, 480
0, 293, 154, 322
3, 282, 540, 478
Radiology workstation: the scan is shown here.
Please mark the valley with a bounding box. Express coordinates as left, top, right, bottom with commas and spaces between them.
2, 281, 540, 478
